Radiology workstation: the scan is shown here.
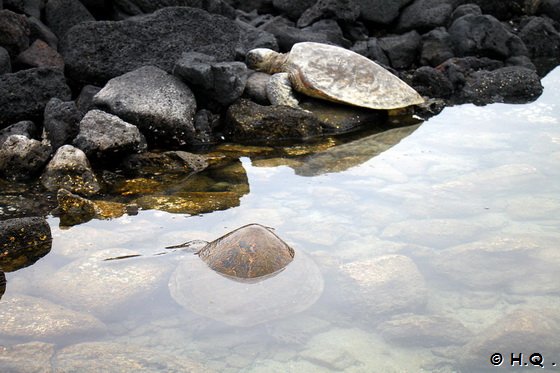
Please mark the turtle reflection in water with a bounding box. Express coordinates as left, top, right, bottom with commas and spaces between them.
167, 224, 324, 327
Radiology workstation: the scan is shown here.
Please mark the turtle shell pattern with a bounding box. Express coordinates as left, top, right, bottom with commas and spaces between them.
196, 224, 295, 279
286, 42, 424, 110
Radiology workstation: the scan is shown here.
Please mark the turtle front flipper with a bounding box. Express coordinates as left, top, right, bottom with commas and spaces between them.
266, 73, 300, 108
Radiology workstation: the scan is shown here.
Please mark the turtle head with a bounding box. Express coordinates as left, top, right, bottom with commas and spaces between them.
246, 48, 284, 74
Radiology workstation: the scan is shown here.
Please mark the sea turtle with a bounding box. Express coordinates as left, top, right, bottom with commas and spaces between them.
246, 42, 424, 110
167, 223, 324, 327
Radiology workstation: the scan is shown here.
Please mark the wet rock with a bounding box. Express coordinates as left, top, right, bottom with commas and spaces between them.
225, 99, 322, 143
244, 71, 271, 104
378, 314, 473, 347
43, 98, 82, 150
339, 255, 428, 317
73, 109, 147, 160
0, 9, 30, 57
55, 188, 96, 226
461, 66, 543, 104
0, 120, 36, 146
420, 27, 454, 67
14, 38, 64, 69
55, 342, 210, 372
112, 0, 236, 18
297, 0, 360, 28
351, 38, 390, 66
449, 14, 528, 59
0, 342, 55, 373
0, 216, 52, 272
27, 16, 58, 50
38, 248, 171, 319
60, 7, 241, 86
0, 135, 51, 181
460, 308, 560, 371
0, 67, 71, 128
193, 109, 220, 145
379, 31, 422, 69
93, 66, 197, 147
0, 46, 10, 75
134, 192, 242, 214
119, 151, 209, 175
356, 0, 414, 24
44, 0, 94, 39
518, 16, 560, 59
75, 84, 101, 114
173, 52, 248, 106
397, 0, 456, 32
431, 234, 560, 294
0, 294, 106, 340
40, 144, 101, 196
272, 0, 316, 20
450, 3, 481, 22
412, 66, 453, 98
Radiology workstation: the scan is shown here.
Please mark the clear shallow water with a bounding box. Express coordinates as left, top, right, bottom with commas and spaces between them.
1, 69, 560, 372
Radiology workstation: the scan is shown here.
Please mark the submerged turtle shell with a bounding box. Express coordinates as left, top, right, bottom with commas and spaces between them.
197, 224, 294, 279
286, 42, 424, 110
168, 224, 324, 327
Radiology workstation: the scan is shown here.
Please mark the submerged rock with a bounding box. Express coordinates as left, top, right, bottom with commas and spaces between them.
55, 342, 210, 372
60, 7, 241, 85
0, 216, 52, 272
0, 342, 55, 373
93, 66, 197, 147
0, 294, 106, 340
339, 255, 428, 317
119, 151, 209, 175
40, 144, 101, 196
38, 248, 171, 319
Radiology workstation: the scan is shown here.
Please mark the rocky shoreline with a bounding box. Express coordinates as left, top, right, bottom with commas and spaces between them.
1, 0, 560, 224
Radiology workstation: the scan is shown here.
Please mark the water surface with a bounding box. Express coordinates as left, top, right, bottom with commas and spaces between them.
1, 69, 560, 372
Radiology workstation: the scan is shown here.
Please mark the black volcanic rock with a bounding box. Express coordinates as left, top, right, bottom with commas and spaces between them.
60, 7, 241, 86
396, 0, 456, 32
43, 98, 83, 150
0, 67, 71, 128
355, 0, 414, 24
44, 0, 95, 39
112, 0, 236, 18
0, 9, 30, 57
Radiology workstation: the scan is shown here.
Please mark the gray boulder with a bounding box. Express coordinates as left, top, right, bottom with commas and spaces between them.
0, 67, 71, 128
397, 0, 456, 32
45, 0, 94, 39
0, 46, 11, 75
351, 38, 390, 66
379, 31, 422, 69
0, 135, 51, 181
43, 98, 82, 150
73, 109, 147, 160
462, 66, 543, 105
225, 99, 323, 143
173, 52, 248, 106
356, 0, 414, 24
75, 85, 101, 114
297, 0, 360, 28
243, 71, 271, 104
60, 7, 241, 86
449, 14, 528, 59
93, 66, 197, 147
0, 9, 30, 57
40, 144, 101, 196
450, 3, 481, 22
0, 120, 37, 146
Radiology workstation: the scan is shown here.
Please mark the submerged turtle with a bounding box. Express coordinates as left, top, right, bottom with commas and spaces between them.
167, 224, 324, 327
246, 42, 424, 110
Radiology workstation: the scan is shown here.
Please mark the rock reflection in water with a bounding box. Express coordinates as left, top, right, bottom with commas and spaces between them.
0, 272, 5, 300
